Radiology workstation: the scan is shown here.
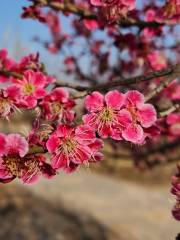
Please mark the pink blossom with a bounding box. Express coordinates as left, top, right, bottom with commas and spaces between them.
147, 51, 167, 70
83, 90, 125, 139
157, 0, 180, 23
12, 70, 48, 108
0, 49, 17, 83
90, 0, 135, 21
83, 19, 99, 30
40, 87, 75, 122
0, 134, 29, 183
20, 154, 56, 184
166, 113, 180, 137
0, 86, 21, 119
164, 80, 180, 100
118, 91, 157, 144
142, 10, 162, 40
0, 133, 55, 184
46, 124, 102, 172
0, 134, 6, 156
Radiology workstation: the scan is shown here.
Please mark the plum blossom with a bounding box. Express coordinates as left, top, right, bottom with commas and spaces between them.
83, 19, 99, 30
0, 49, 17, 83
143, 9, 162, 41
83, 90, 125, 139
90, 0, 135, 21
166, 113, 180, 138
118, 90, 157, 144
0, 86, 21, 119
40, 87, 75, 122
147, 51, 167, 70
0, 133, 55, 184
164, 80, 180, 100
157, 0, 180, 23
46, 124, 103, 172
0, 134, 28, 183
12, 70, 49, 108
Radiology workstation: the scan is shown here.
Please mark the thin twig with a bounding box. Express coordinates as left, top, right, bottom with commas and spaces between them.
158, 104, 180, 118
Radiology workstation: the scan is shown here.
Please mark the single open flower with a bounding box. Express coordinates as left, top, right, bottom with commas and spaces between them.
46, 124, 102, 172
40, 87, 75, 122
12, 70, 48, 108
83, 90, 124, 140
118, 90, 157, 144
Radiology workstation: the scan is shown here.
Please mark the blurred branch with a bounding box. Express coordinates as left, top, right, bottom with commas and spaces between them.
1, 64, 180, 96
32, 0, 179, 28
0, 69, 22, 79
145, 64, 180, 101
136, 139, 180, 158
158, 104, 180, 117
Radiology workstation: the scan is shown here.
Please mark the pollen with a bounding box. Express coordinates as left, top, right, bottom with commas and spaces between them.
3, 155, 22, 177
62, 138, 77, 153
24, 83, 35, 95
100, 107, 114, 122
51, 102, 62, 114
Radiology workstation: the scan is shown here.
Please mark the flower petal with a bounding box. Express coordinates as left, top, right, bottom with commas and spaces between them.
122, 124, 144, 143
0, 134, 6, 156
125, 90, 144, 107
117, 109, 132, 128
105, 90, 124, 110
75, 125, 95, 144
85, 91, 104, 112
46, 135, 59, 153
5, 134, 28, 157
82, 113, 98, 128
137, 104, 157, 128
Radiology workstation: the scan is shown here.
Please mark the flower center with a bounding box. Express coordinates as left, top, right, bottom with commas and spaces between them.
61, 138, 77, 154
99, 107, 114, 122
50, 102, 62, 115
23, 83, 35, 95
3, 155, 23, 177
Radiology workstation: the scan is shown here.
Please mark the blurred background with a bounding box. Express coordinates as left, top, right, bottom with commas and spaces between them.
0, 1, 179, 239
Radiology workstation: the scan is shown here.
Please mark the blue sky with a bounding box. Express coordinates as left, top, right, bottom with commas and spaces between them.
0, 0, 49, 52
0, 0, 68, 74
0, 0, 178, 74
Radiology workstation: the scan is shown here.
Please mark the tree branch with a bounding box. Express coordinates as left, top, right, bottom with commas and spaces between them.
158, 104, 180, 118
1, 64, 180, 95
32, 0, 178, 28
145, 64, 180, 101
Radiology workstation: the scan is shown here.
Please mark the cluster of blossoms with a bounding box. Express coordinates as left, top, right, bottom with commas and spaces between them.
0, 49, 160, 184
0, 133, 55, 184
19, 0, 180, 231
83, 90, 157, 144
90, 0, 135, 21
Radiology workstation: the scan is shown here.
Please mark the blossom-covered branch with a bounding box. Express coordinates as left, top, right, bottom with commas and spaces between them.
31, 0, 179, 28
1, 64, 180, 93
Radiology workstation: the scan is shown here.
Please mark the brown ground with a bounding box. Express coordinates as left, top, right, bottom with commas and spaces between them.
0, 120, 179, 239
0, 170, 179, 240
